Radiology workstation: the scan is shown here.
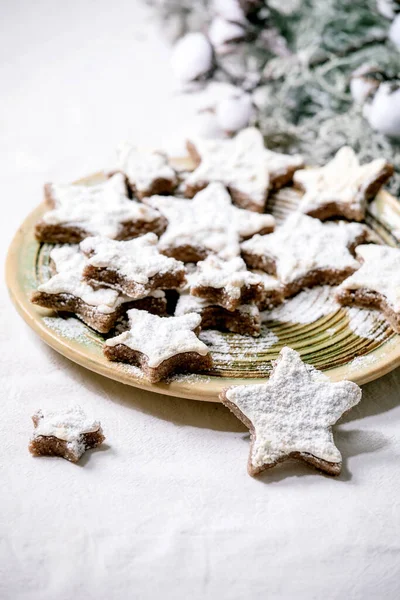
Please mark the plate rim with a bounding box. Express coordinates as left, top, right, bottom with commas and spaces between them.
6, 177, 400, 402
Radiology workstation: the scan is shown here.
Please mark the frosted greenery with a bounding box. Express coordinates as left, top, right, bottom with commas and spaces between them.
147, 0, 400, 194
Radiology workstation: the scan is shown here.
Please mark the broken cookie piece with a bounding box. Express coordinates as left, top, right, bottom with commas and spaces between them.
189, 255, 264, 311
241, 213, 370, 297
29, 406, 105, 463
336, 244, 400, 333
175, 293, 261, 336
220, 347, 362, 477
144, 182, 275, 262
116, 144, 178, 198
104, 309, 212, 382
184, 127, 304, 212
294, 146, 393, 222
80, 234, 186, 299
35, 173, 166, 243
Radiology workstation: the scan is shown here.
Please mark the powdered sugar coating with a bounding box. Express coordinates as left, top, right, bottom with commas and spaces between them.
294, 146, 392, 217
175, 292, 259, 319
338, 244, 400, 311
105, 310, 209, 367
117, 145, 177, 197
185, 127, 303, 210
31, 406, 103, 460
42, 174, 160, 238
241, 213, 366, 286
145, 182, 275, 260
191, 256, 261, 300
80, 234, 185, 288
224, 347, 362, 472
38, 246, 127, 314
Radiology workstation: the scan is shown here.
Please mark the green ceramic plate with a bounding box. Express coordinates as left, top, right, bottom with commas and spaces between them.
6, 169, 400, 401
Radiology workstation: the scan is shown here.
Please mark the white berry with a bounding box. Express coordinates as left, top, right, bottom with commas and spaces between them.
363, 82, 400, 138
216, 93, 253, 133
171, 33, 213, 83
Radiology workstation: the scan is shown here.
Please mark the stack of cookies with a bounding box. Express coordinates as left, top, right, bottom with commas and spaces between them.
32, 127, 397, 384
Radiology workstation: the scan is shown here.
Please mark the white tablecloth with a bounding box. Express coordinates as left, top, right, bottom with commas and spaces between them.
1, 2, 400, 598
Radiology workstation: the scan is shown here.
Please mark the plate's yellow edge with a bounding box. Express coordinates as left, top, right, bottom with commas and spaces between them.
5, 185, 400, 403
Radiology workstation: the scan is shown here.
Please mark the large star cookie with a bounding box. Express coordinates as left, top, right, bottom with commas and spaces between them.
35, 173, 166, 243
104, 309, 212, 382
31, 246, 166, 333
144, 182, 275, 262
189, 255, 268, 311
29, 406, 105, 463
117, 144, 178, 198
241, 213, 369, 297
220, 347, 362, 476
175, 293, 261, 336
336, 244, 400, 333
294, 146, 393, 221
80, 233, 186, 299
184, 127, 304, 212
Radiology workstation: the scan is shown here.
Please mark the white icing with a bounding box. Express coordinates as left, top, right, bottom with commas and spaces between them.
145, 182, 274, 260
191, 255, 261, 299
251, 270, 282, 292
241, 213, 366, 286
80, 234, 184, 291
105, 310, 209, 367
175, 292, 259, 319
38, 246, 127, 314
32, 406, 101, 458
117, 145, 177, 196
185, 128, 303, 210
42, 174, 160, 238
339, 244, 400, 312
294, 146, 391, 214
225, 347, 362, 469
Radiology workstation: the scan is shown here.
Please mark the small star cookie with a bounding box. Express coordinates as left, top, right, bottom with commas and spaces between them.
220, 347, 362, 476
104, 309, 212, 382
241, 213, 370, 297
116, 144, 178, 198
189, 255, 265, 311
336, 244, 400, 333
35, 173, 166, 243
144, 182, 275, 262
175, 293, 261, 336
184, 127, 304, 212
31, 246, 167, 333
29, 406, 105, 463
294, 146, 393, 221
80, 234, 186, 299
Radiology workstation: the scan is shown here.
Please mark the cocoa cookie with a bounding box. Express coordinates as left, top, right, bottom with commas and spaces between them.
104, 309, 212, 382
220, 347, 362, 477
189, 255, 265, 311
143, 182, 275, 262
241, 213, 370, 297
29, 407, 105, 463
294, 146, 393, 221
35, 173, 166, 243
336, 244, 400, 333
184, 127, 304, 212
175, 293, 261, 336
250, 271, 284, 310
116, 144, 177, 198
80, 234, 186, 299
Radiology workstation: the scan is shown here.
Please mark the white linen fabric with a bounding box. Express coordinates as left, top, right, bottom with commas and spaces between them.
1, 1, 400, 599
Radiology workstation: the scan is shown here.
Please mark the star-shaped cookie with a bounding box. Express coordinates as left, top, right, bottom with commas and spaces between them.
116, 144, 178, 198
336, 244, 400, 333
144, 182, 275, 262
241, 213, 370, 297
29, 406, 105, 463
35, 173, 166, 243
293, 146, 393, 221
104, 309, 212, 382
80, 233, 186, 299
220, 347, 362, 476
184, 127, 304, 212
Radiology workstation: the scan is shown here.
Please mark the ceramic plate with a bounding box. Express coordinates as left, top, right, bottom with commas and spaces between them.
6, 166, 400, 401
